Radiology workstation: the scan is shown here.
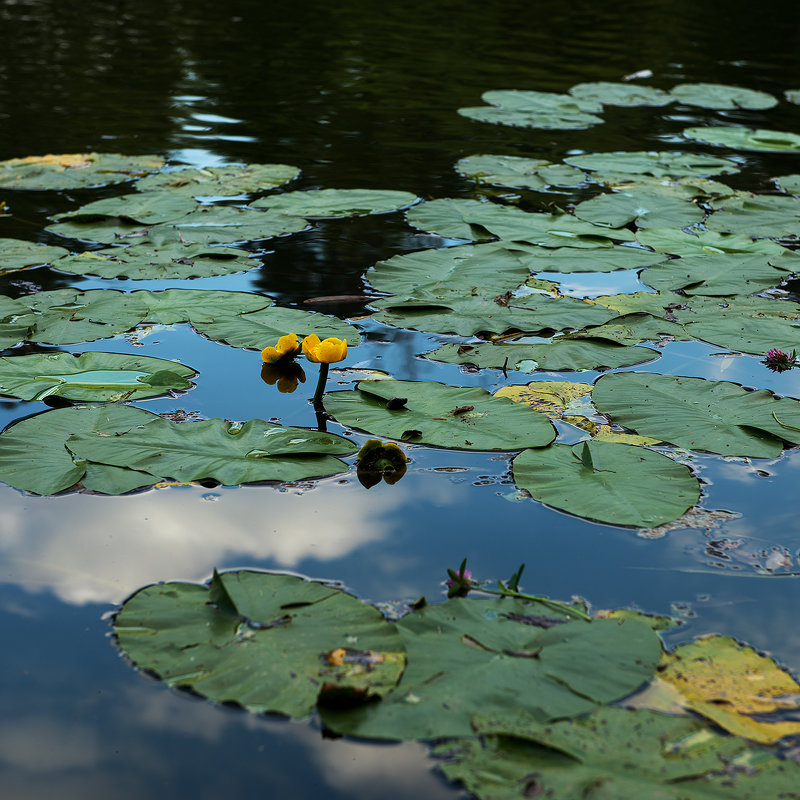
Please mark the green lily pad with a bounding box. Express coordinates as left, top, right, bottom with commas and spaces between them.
321, 597, 661, 740
52, 243, 259, 280
565, 314, 690, 346
706, 194, 800, 238
569, 81, 673, 106
425, 340, 659, 373
0, 351, 195, 402
52, 191, 198, 225
438, 706, 799, 800
68, 417, 356, 485
564, 151, 739, 180
0, 238, 69, 273
640, 253, 792, 296
250, 188, 418, 218
407, 199, 635, 246
586, 290, 678, 318
458, 89, 604, 130
192, 306, 360, 349
513, 440, 699, 527
114, 570, 406, 717
135, 163, 300, 196
573, 191, 704, 229
132, 289, 273, 325
595, 175, 736, 198
0, 152, 164, 190
636, 227, 791, 256
684, 127, 800, 153
0, 404, 160, 495
456, 155, 585, 189
774, 174, 800, 195
670, 82, 778, 109
13, 288, 149, 344
81, 461, 163, 495
787, 90, 800, 105
323, 379, 555, 450
510, 243, 668, 273
592, 372, 800, 457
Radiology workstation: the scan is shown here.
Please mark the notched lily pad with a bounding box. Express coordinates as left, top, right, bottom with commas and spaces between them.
573, 190, 704, 230
670, 82, 778, 109
135, 163, 301, 196
569, 81, 672, 107
456, 155, 585, 190
564, 151, 739, 180
684, 127, 800, 153
251, 188, 418, 218
0, 238, 69, 274
52, 192, 198, 225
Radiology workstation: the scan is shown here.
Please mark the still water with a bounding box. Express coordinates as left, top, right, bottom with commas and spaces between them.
2, 1, 800, 797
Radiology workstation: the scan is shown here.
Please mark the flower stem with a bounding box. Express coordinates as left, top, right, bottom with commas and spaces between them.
477, 586, 591, 621
312, 362, 329, 408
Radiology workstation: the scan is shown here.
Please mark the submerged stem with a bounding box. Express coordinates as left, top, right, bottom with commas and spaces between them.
312, 362, 329, 408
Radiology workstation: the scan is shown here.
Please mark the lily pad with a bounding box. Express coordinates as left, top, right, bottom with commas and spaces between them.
586, 290, 678, 317
0, 238, 69, 273
438, 706, 800, 800
323, 379, 556, 450
509, 243, 668, 273
706, 194, 800, 238
592, 372, 800, 457
774, 174, 800, 195
787, 89, 800, 105
250, 188, 418, 218
636, 227, 791, 256
569, 81, 673, 106
133, 289, 273, 325
513, 440, 699, 527
596, 175, 736, 198
573, 190, 704, 230
670, 82, 778, 109
135, 163, 301, 196
0, 152, 164, 190
684, 127, 800, 153
0, 404, 160, 495
566, 314, 690, 346
563, 151, 739, 180
456, 155, 585, 189
52, 243, 259, 280
458, 89, 604, 130
425, 339, 659, 373
114, 570, 406, 717
52, 191, 197, 225
192, 306, 360, 349
67, 417, 357, 485
0, 351, 196, 402
407, 199, 635, 246
321, 598, 661, 740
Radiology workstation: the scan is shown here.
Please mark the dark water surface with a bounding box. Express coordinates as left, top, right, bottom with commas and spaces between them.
2, 1, 800, 797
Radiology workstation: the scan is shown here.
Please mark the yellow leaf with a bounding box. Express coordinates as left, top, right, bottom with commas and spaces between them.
495, 381, 593, 418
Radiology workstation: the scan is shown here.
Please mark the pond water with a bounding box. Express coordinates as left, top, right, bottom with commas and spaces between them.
2, 1, 800, 797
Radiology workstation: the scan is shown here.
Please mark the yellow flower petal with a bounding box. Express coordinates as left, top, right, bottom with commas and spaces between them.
261, 332, 300, 363
302, 334, 347, 363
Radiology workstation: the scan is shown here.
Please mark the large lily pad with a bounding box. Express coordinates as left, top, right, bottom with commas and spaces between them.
513, 440, 699, 527
135, 163, 301, 196
52, 191, 198, 225
321, 598, 661, 740
0, 351, 196, 402
52, 242, 259, 280
425, 339, 659, 373
0, 404, 160, 495
132, 289, 273, 325
0, 238, 69, 273
455, 155, 585, 189
569, 81, 672, 106
323, 379, 556, 450
407, 199, 635, 246
565, 314, 690, 346
67, 417, 356, 485
438, 706, 800, 800
251, 188, 418, 218
192, 306, 360, 349
636, 227, 790, 256
114, 571, 406, 717
592, 372, 800, 457
458, 89, 603, 130
509, 243, 668, 273
684, 127, 800, 153
563, 151, 739, 180
706, 194, 800, 238
0, 152, 164, 190
670, 82, 778, 109
573, 190, 704, 230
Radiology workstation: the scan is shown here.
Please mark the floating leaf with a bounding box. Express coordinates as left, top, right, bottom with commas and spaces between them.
133, 289, 273, 325
0, 404, 160, 495
0, 351, 195, 402
598, 174, 736, 198
574, 190, 704, 230
135, 163, 300, 196
494, 380, 594, 416
323, 379, 556, 450
322, 597, 660, 740
0, 152, 164, 190
513, 440, 699, 527
425, 339, 658, 373
586, 290, 678, 317
636, 227, 790, 256
684, 127, 800, 153
787, 89, 800, 105
569, 81, 672, 106
512, 243, 667, 273
567, 314, 690, 346
593, 372, 800, 457
52, 242, 258, 280
455, 155, 584, 189
458, 89, 604, 130
0, 238, 69, 273
774, 174, 800, 195
68, 417, 356, 486
52, 191, 198, 225
670, 82, 777, 109
114, 571, 406, 717
250, 188, 418, 218
706, 194, 800, 238
564, 151, 739, 180
438, 706, 800, 800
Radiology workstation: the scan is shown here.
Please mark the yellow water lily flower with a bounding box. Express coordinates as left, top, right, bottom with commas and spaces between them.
302, 334, 347, 364
260, 332, 301, 364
